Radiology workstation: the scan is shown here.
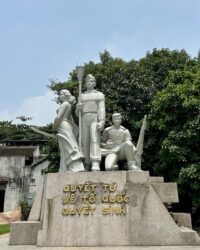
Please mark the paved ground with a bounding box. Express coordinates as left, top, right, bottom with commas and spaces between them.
1, 235, 200, 250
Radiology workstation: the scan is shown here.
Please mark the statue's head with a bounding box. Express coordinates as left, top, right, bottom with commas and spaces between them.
59, 89, 76, 104
112, 113, 122, 127
85, 74, 96, 90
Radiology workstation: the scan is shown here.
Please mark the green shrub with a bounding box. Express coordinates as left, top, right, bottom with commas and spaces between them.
20, 200, 31, 221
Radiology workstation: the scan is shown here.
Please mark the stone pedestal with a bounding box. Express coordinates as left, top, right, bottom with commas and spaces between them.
9, 221, 42, 245
9, 171, 200, 247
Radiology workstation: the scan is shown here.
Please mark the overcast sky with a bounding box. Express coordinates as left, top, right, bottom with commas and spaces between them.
0, 0, 199, 125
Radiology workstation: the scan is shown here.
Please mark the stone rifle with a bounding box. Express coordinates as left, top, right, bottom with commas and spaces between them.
76, 65, 85, 148
135, 115, 147, 168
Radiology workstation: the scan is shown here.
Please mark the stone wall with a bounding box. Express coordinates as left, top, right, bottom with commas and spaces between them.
0, 156, 24, 178
0, 146, 49, 212
0, 156, 24, 212
4, 182, 21, 212
31, 160, 49, 192
28, 160, 49, 204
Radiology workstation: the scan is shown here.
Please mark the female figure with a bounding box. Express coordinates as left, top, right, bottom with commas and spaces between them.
54, 89, 84, 172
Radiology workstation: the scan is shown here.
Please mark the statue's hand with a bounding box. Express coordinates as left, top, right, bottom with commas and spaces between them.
96, 121, 104, 131
105, 140, 114, 149
76, 103, 83, 111
133, 145, 137, 153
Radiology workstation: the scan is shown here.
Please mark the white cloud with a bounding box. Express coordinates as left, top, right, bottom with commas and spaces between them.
0, 91, 58, 126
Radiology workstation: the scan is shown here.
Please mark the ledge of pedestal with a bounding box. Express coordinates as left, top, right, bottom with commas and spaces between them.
151, 182, 179, 203
126, 170, 149, 183
9, 221, 42, 245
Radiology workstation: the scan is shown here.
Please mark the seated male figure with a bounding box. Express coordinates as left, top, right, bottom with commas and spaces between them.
101, 113, 140, 171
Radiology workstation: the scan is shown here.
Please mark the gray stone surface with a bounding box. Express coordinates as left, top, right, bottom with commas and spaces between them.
149, 176, 164, 183
8, 171, 200, 247
33, 172, 199, 247
179, 226, 200, 245
126, 170, 149, 183
9, 221, 42, 245
0, 155, 24, 212
2, 234, 200, 250
28, 176, 44, 221
151, 182, 179, 203
171, 213, 192, 229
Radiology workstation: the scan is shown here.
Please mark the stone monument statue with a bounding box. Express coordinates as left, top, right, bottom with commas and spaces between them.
76, 74, 105, 171
101, 113, 140, 171
9, 68, 200, 248
54, 89, 84, 172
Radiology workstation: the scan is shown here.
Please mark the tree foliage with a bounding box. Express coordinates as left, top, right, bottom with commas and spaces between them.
49, 49, 195, 142
146, 68, 200, 175
145, 66, 200, 223
16, 116, 32, 122
41, 138, 60, 174
0, 121, 36, 141
0, 121, 54, 142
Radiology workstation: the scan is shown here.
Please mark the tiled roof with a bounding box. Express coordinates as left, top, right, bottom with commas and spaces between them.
31, 155, 47, 167
0, 146, 38, 156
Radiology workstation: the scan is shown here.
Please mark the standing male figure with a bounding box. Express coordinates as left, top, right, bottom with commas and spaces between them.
76, 74, 105, 171
101, 113, 140, 171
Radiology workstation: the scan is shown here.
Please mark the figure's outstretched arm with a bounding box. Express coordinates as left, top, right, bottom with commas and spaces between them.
30, 127, 56, 139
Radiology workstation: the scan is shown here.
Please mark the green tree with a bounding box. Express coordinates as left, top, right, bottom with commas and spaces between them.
49, 49, 196, 144
41, 138, 60, 174
0, 121, 35, 141
146, 66, 200, 224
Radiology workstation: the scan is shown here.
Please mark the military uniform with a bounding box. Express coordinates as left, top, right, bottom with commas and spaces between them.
81, 90, 105, 169
101, 125, 138, 170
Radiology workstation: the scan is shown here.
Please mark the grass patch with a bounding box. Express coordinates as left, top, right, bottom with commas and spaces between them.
0, 224, 10, 235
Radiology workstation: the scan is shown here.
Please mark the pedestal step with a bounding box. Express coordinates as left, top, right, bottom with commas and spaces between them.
9, 221, 42, 245
179, 226, 200, 245
171, 213, 192, 229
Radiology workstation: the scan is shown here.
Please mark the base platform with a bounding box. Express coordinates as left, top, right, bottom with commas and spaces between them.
9, 171, 200, 247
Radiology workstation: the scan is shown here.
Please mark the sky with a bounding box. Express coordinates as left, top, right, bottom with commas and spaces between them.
0, 0, 200, 125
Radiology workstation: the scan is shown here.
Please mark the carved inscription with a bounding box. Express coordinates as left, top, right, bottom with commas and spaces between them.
62, 183, 130, 216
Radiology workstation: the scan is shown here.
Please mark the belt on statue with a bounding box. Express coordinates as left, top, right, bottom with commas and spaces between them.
83, 112, 97, 114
